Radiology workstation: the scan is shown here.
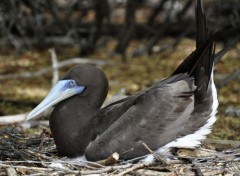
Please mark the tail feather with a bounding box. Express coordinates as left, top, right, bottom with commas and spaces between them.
190, 40, 214, 103
172, 0, 215, 103
193, 0, 214, 98
172, 38, 214, 76
172, 0, 231, 103
195, 0, 208, 48
172, 0, 210, 76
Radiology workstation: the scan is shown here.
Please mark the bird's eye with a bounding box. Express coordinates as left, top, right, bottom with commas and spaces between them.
69, 80, 76, 86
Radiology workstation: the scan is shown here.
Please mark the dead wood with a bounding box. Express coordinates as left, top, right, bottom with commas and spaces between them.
116, 162, 155, 176
0, 58, 114, 81
0, 113, 28, 125
96, 152, 119, 166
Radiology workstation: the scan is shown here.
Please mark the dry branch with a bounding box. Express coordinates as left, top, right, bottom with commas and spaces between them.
142, 142, 167, 165
49, 48, 59, 86
80, 163, 132, 175
0, 113, 28, 125
96, 152, 119, 166
0, 58, 114, 81
116, 162, 155, 176
0, 163, 53, 172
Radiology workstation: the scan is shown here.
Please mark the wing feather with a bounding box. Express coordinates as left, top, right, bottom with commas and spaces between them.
85, 77, 196, 161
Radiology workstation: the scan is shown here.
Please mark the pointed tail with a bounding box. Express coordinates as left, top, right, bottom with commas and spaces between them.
171, 0, 219, 103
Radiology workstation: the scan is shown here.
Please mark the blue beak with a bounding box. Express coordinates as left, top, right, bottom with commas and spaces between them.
26, 80, 85, 120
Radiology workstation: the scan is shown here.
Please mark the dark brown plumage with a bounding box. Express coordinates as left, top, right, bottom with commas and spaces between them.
26, 0, 226, 162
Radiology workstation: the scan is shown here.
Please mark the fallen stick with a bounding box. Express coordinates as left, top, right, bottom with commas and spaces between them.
0, 163, 53, 172
0, 113, 28, 125
142, 143, 167, 165
0, 113, 50, 125
96, 152, 119, 166
49, 48, 59, 86
0, 58, 114, 80
80, 163, 132, 175
116, 162, 155, 176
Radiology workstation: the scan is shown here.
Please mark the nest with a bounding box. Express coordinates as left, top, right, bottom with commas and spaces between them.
0, 128, 240, 176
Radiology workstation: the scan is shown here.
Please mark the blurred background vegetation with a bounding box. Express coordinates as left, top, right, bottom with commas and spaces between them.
0, 0, 239, 140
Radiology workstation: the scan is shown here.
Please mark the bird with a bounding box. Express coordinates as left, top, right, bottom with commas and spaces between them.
26, 0, 226, 162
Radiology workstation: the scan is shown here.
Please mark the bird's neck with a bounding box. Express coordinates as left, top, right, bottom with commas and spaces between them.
49, 95, 100, 157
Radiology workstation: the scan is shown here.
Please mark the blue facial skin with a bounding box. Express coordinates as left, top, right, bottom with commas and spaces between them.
46, 80, 85, 100
61, 80, 85, 95
25, 79, 85, 120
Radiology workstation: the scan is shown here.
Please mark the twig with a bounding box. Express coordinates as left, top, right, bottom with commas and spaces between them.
25, 149, 54, 161
0, 163, 53, 172
142, 143, 167, 165
0, 159, 104, 168
16, 121, 49, 131
0, 58, 114, 80
80, 163, 132, 175
49, 48, 59, 86
0, 113, 28, 125
204, 139, 240, 149
0, 160, 52, 164
0, 114, 50, 126
96, 152, 119, 166
1, 160, 84, 175
116, 162, 155, 176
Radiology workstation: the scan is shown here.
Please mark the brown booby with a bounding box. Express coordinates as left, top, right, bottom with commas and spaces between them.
26, 0, 225, 162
